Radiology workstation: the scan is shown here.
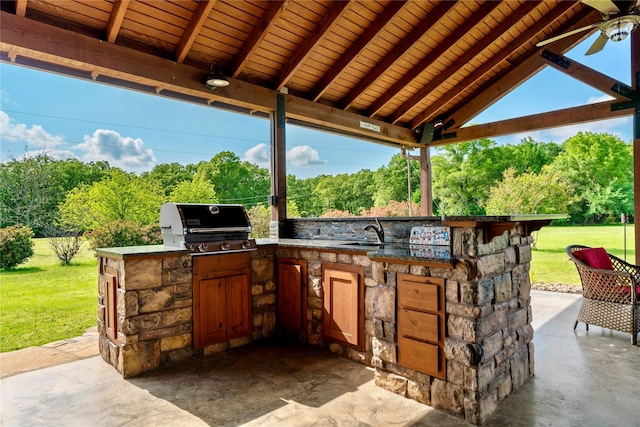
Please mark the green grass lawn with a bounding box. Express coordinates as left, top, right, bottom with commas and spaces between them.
0, 238, 98, 352
530, 224, 635, 286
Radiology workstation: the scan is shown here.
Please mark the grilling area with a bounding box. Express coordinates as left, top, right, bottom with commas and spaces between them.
95, 211, 564, 423
2, 0, 640, 425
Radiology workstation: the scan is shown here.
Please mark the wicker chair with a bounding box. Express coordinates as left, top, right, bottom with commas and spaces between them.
566, 245, 639, 345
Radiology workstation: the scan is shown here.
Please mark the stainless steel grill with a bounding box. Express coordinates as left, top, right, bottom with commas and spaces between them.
160, 203, 257, 255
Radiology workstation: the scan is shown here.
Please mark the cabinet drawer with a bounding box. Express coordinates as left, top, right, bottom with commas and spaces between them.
193, 252, 250, 275
398, 336, 440, 375
398, 309, 439, 343
398, 276, 441, 312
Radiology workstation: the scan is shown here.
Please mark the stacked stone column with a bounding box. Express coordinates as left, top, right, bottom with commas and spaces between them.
373, 226, 535, 425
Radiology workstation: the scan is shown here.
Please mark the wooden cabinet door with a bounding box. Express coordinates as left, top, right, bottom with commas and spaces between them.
193, 255, 252, 349
224, 270, 251, 339
322, 263, 364, 350
278, 258, 307, 332
104, 267, 119, 343
198, 277, 226, 346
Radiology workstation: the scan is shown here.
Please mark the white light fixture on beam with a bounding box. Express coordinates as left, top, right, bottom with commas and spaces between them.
205, 60, 229, 89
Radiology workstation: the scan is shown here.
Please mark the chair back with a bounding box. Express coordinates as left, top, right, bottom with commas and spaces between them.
566, 245, 635, 304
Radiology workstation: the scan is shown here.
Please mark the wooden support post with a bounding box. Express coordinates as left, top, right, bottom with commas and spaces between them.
632, 30, 640, 264
420, 146, 433, 216
270, 94, 287, 236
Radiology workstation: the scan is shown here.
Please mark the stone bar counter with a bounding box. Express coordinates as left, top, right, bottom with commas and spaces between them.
96, 215, 562, 425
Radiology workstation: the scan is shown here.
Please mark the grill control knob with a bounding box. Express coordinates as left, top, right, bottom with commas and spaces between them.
241, 240, 252, 249
221, 242, 231, 251
197, 243, 208, 253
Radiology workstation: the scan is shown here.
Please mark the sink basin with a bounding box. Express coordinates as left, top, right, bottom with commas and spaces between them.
339, 242, 384, 248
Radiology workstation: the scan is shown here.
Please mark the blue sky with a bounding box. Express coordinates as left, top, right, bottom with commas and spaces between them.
0, 32, 633, 178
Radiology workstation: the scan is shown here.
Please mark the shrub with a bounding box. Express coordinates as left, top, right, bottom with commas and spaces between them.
46, 227, 83, 265
0, 225, 35, 269
86, 220, 162, 252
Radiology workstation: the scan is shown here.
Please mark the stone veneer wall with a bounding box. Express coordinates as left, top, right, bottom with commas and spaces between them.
372, 225, 535, 425
281, 217, 443, 243
97, 247, 277, 378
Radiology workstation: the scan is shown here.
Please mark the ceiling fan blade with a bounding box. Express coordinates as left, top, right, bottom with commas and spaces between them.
582, 0, 620, 15
536, 22, 603, 47
585, 33, 609, 54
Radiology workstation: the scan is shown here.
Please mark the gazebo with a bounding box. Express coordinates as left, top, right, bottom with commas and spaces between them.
1, 1, 637, 254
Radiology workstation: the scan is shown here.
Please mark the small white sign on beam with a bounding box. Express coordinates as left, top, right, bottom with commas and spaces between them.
359, 121, 381, 133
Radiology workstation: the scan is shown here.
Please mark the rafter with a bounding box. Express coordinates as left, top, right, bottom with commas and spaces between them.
388, 0, 540, 125
15, 0, 27, 16
307, 1, 406, 102
541, 50, 635, 100
106, 0, 130, 44
274, 0, 351, 91
408, 0, 580, 129
438, 7, 599, 132
366, 1, 501, 119
229, 0, 286, 79
338, 1, 457, 111
429, 101, 631, 146
175, 0, 215, 63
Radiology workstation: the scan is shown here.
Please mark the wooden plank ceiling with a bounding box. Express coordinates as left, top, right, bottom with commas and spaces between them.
0, 0, 634, 147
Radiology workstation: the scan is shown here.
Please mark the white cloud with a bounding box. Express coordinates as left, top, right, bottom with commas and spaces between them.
76, 129, 156, 171
243, 143, 270, 166
287, 145, 326, 167
0, 110, 66, 155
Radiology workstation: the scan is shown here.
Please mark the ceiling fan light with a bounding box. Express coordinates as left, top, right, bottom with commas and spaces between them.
603, 18, 636, 41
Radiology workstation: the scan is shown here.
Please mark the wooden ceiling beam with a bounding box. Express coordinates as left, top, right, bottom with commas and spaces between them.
366, 1, 501, 119
540, 49, 635, 100
229, 0, 286, 79
438, 7, 600, 132
274, 0, 351, 91
389, 0, 541, 125
15, 0, 26, 17
307, 1, 406, 102
409, 0, 578, 130
175, 0, 216, 63
0, 11, 415, 147
429, 101, 632, 146
106, 0, 130, 44
339, 1, 456, 111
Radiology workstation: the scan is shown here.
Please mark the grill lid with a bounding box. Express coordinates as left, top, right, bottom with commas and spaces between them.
160, 203, 252, 237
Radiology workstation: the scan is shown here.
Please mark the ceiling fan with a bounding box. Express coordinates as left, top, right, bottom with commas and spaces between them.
536, 0, 640, 55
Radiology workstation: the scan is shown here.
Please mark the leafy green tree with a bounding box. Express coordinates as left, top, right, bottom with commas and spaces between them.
58, 169, 165, 231
287, 175, 324, 217
550, 132, 632, 223
195, 151, 270, 207
143, 162, 195, 196
372, 154, 420, 207
169, 178, 217, 203
0, 155, 109, 235
431, 139, 506, 215
508, 137, 563, 174
313, 170, 376, 214
484, 167, 574, 215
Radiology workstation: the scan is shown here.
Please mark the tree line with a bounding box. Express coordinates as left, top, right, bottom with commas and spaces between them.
0, 131, 633, 239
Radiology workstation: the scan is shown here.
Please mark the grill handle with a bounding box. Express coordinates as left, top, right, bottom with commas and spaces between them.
188, 227, 252, 234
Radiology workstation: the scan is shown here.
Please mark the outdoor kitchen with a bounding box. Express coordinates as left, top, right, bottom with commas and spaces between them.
96, 203, 560, 424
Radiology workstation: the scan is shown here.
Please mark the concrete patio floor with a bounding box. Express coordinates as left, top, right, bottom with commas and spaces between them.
1, 290, 639, 426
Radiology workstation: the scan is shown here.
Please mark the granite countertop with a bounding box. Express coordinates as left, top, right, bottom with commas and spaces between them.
96, 239, 455, 265
256, 238, 455, 265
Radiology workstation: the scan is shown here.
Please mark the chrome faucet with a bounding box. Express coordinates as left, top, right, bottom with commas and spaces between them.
363, 218, 384, 243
